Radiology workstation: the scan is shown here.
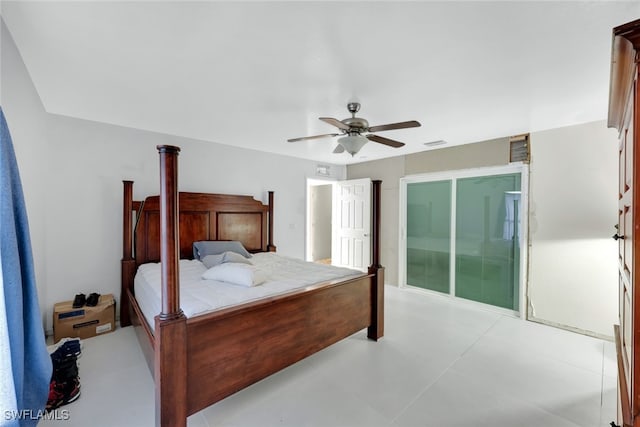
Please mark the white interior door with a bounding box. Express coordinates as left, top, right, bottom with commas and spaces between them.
332, 178, 371, 271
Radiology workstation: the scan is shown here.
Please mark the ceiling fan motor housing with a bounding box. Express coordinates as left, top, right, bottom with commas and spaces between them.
343, 102, 369, 132
342, 117, 369, 132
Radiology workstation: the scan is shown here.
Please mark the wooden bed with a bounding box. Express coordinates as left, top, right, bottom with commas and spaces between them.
120, 145, 385, 427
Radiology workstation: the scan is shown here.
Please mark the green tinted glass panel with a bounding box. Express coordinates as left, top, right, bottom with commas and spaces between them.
406, 180, 451, 293
455, 174, 521, 310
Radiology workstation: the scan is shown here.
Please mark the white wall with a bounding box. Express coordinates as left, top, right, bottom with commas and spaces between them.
348, 125, 618, 338
1, 20, 346, 332
528, 122, 618, 337
1, 19, 49, 319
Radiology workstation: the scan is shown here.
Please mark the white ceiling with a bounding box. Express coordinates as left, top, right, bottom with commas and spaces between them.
2, 1, 638, 165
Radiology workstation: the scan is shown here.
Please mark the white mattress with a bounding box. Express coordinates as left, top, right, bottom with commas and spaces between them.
134, 252, 364, 331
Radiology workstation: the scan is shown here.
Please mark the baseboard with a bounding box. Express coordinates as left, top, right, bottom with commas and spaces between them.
528, 315, 614, 341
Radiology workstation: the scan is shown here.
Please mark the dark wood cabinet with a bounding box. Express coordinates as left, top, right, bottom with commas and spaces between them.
609, 18, 640, 427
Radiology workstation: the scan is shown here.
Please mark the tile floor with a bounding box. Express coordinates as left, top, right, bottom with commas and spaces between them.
41, 286, 617, 427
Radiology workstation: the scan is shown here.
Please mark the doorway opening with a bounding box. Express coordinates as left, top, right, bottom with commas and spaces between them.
306, 178, 373, 272
306, 179, 334, 264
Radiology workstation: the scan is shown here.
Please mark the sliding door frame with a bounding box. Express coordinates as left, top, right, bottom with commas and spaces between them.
399, 164, 529, 317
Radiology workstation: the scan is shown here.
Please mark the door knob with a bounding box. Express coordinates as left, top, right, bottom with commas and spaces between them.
613, 233, 625, 241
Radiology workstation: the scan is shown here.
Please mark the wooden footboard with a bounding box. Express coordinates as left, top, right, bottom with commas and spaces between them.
126, 270, 381, 416
186, 274, 375, 414
121, 146, 384, 427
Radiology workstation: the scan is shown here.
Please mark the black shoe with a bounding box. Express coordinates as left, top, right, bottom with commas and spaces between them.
46, 377, 81, 411
85, 293, 100, 307
51, 355, 79, 380
50, 338, 82, 359
72, 294, 86, 308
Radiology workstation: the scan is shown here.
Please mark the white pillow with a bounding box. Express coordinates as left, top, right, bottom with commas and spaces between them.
202, 263, 267, 287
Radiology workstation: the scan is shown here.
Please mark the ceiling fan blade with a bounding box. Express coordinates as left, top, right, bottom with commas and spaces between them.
368, 120, 421, 133
333, 144, 345, 153
366, 134, 405, 148
287, 133, 340, 143
319, 117, 350, 131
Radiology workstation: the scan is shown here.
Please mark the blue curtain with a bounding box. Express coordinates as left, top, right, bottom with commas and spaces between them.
0, 107, 51, 426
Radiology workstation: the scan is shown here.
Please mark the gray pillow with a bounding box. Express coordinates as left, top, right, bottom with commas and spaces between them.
201, 254, 224, 269
221, 251, 252, 265
193, 241, 252, 260
201, 251, 252, 269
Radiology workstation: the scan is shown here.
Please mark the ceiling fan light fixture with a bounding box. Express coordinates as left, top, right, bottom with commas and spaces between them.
338, 134, 368, 156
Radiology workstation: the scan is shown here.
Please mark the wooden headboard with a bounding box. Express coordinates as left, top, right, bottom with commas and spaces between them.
120, 180, 275, 326
133, 192, 275, 266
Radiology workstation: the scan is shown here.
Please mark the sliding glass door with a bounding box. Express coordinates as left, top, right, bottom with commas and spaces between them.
403, 167, 524, 312
406, 180, 451, 293
455, 174, 521, 310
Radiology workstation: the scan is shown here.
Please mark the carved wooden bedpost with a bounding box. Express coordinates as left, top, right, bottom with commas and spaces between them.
367, 180, 384, 340
154, 145, 187, 427
121, 180, 135, 327
267, 190, 276, 252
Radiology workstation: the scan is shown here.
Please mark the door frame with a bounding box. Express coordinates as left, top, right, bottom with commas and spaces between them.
399, 164, 530, 317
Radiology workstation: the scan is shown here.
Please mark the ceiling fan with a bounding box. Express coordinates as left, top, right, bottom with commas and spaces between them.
287, 102, 421, 156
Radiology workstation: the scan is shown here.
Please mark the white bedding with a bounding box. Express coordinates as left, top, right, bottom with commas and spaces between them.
134, 252, 364, 330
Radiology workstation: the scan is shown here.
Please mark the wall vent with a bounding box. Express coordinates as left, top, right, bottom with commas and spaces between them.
509, 134, 530, 163
316, 165, 330, 177
423, 140, 447, 147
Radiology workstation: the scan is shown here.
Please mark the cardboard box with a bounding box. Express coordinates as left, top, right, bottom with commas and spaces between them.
53, 294, 115, 343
